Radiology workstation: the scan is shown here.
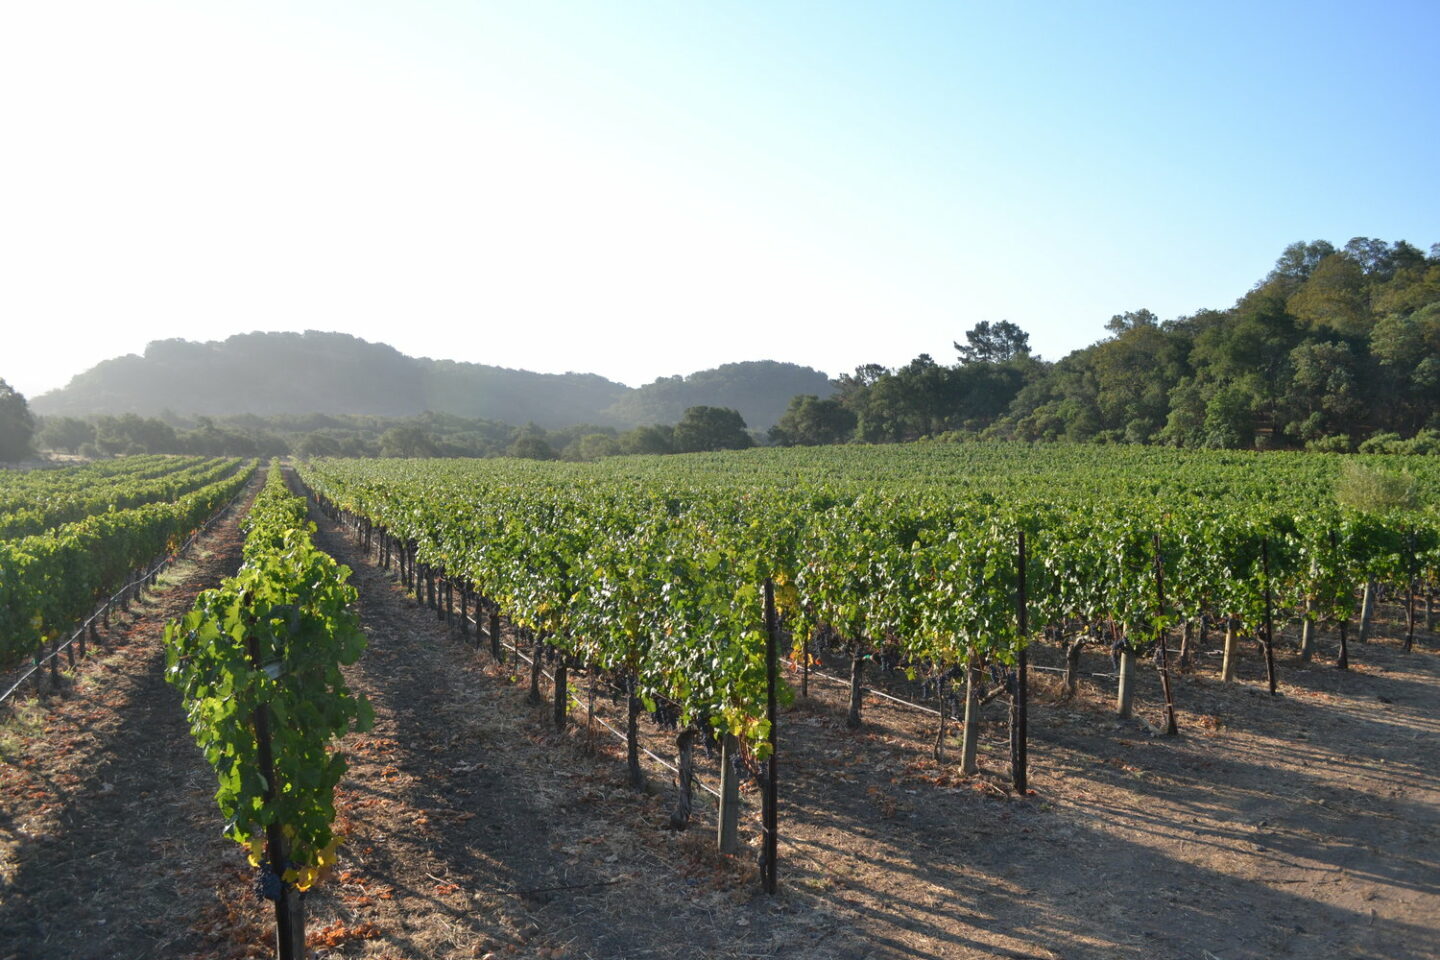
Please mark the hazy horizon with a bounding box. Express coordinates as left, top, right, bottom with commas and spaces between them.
30, 328, 841, 398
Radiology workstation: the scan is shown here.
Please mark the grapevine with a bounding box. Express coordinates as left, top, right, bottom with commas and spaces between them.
165, 463, 372, 898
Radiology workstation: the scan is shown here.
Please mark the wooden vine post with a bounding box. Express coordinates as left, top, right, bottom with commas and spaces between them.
1220, 616, 1239, 682
1358, 579, 1376, 643
761, 578, 779, 894
1298, 598, 1315, 661
1010, 532, 1028, 795
1116, 639, 1135, 719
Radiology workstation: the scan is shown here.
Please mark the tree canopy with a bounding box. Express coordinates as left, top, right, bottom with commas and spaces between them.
795, 237, 1440, 452
954, 320, 1030, 364
0, 379, 35, 462
672, 406, 754, 453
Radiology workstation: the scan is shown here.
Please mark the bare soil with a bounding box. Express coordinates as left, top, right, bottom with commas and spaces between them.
0, 476, 265, 959
3, 483, 1437, 960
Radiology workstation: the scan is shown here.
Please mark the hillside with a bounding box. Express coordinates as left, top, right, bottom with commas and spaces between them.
601, 360, 835, 430
32, 332, 832, 430
809, 237, 1440, 451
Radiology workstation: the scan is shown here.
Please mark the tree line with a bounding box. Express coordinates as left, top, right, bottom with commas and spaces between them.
0, 402, 755, 463
773, 237, 1440, 452
4, 236, 1437, 464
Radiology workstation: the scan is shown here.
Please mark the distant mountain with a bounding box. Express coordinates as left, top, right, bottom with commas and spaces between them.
415, 359, 630, 426
40, 332, 430, 419
600, 361, 835, 433
32, 331, 833, 430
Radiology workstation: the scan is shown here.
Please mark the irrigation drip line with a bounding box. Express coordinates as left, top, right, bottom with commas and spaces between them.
342, 513, 1023, 892
591, 713, 723, 803
435, 574, 1093, 728
1029, 664, 1120, 680
388, 541, 1131, 730
348, 512, 733, 809
487, 627, 723, 803
346, 514, 1053, 814
0, 482, 251, 708
396, 553, 729, 804
781, 660, 942, 716
785, 654, 1123, 719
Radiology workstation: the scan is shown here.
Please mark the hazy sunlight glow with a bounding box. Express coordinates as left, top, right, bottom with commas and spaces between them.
2, 1, 1437, 399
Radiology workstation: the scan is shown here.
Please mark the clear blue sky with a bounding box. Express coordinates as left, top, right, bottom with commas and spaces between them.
2, 0, 1437, 400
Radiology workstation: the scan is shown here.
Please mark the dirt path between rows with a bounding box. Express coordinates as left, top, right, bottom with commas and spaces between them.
296, 485, 782, 960
0, 475, 263, 960
4, 473, 1438, 960
304, 490, 1440, 960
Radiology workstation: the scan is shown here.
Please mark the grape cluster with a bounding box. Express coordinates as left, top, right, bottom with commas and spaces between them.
650, 699, 681, 730
255, 865, 283, 902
